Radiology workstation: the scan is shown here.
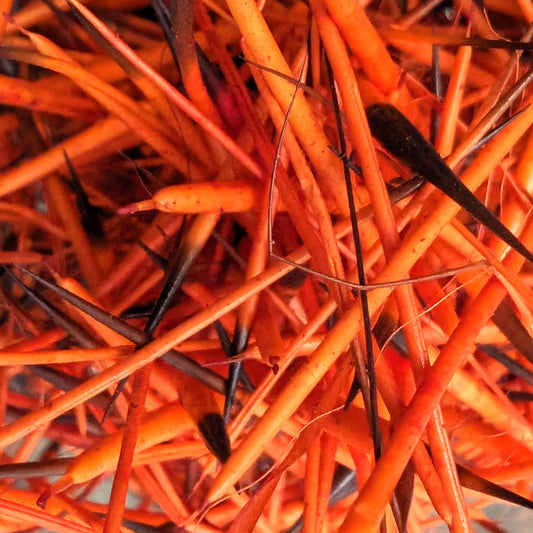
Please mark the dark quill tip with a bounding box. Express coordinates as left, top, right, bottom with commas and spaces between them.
197, 412, 231, 463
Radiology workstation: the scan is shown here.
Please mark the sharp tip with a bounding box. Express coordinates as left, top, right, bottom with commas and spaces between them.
118, 199, 157, 214
117, 203, 140, 215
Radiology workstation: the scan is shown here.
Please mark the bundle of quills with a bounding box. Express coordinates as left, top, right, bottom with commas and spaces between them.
1, 1, 533, 532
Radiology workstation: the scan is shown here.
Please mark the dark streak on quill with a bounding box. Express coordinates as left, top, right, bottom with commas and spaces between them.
365, 103, 533, 265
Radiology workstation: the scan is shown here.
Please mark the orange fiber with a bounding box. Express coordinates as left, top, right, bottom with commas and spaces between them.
3, 2, 533, 532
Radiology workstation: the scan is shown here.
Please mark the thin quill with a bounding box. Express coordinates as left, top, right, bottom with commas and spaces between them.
12, 267, 228, 396
13, 267, 231, 464
324, 56, 379, 447
4, 268, 95, 349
